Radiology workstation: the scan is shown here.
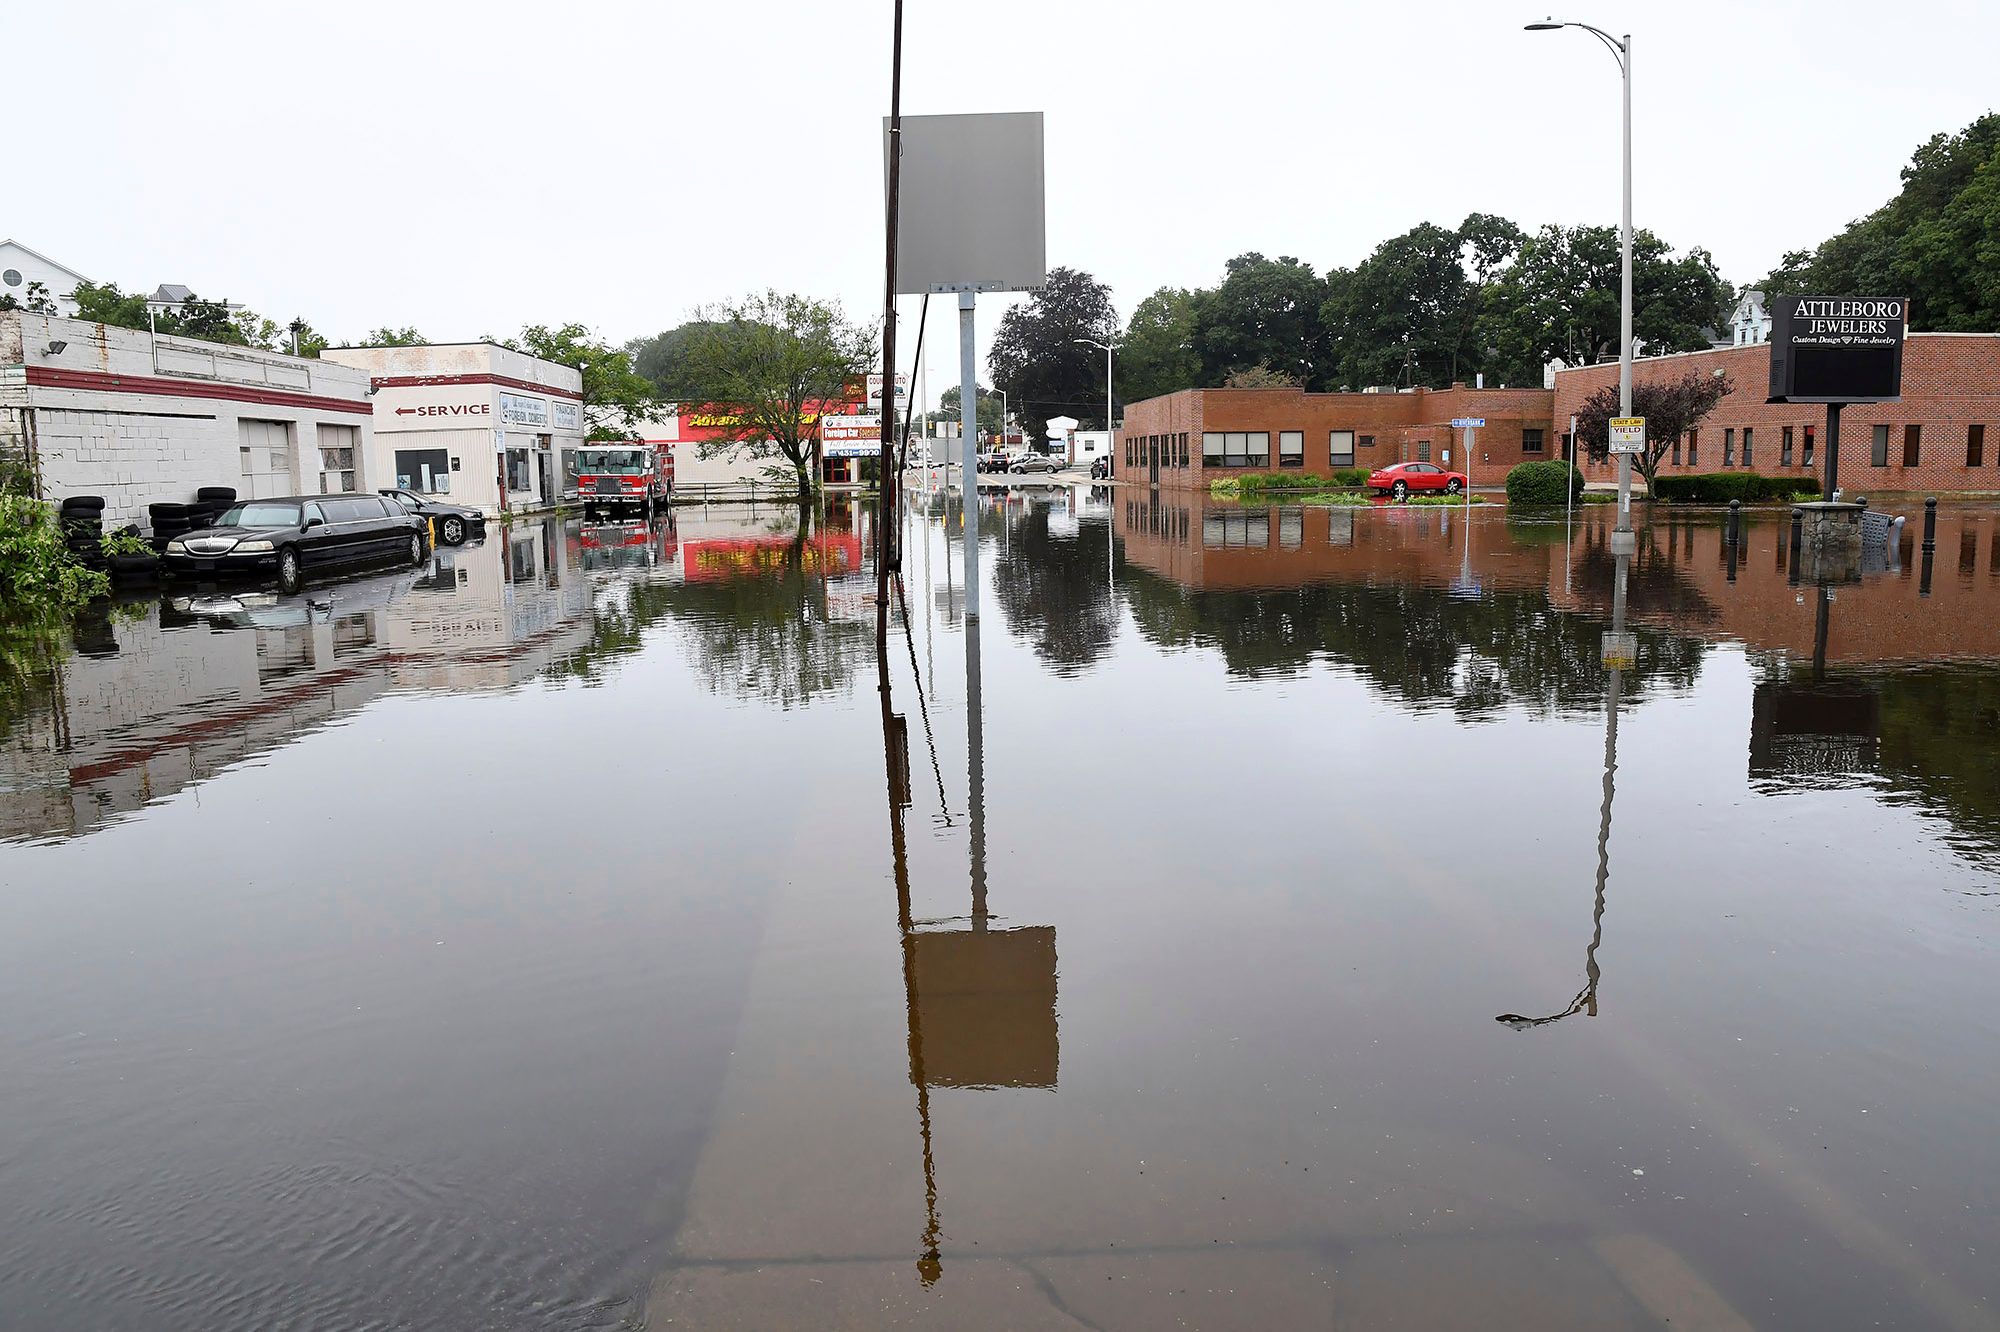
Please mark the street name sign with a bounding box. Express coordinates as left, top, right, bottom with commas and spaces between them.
1767, 295, 1906, 403
1450, 417, 1485, 428
1609, 416, 1646, 455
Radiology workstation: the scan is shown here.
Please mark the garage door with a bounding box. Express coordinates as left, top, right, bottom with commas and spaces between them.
318, 424, 358, 494
239, 420, 294, 499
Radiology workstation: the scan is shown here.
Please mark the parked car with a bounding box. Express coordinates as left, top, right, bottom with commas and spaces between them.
1368, 462, 1466, 499
161, 494, 428, 592
379, 488, 486, 545
1090, 455, 1112, 480
1010, 453, 1062, 474
975, 449, 1013, 472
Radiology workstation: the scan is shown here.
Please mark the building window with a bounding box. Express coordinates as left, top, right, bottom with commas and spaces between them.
1202, 432, 1224, 466
506, 447, 533, 492
1416, 439, 1431, 462
1358, 434, 1375, 450
1903, 424, 1921, 467
1521, 428, 1545, 454
1180, 433, 1189, 467
1970, 424, 1986, 468
1687, 429, 1698, 467
1329, 430, 1355, 467
1279, 431, 1304, 467
1802, 424, 1815, 468
1781, 426, 1793, 467
318, 423, 359, 493
1872, 424, 1890, 467
1248, 432, 1269, 466
1742, 427, 1753, 468
1671, 434, 1682, 466
1722, 428, 1735, 467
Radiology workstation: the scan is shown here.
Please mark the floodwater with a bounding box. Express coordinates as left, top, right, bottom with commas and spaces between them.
1, 490, 1997, 1330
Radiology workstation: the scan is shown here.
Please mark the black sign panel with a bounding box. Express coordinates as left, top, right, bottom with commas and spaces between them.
1767, 295, 1906, 403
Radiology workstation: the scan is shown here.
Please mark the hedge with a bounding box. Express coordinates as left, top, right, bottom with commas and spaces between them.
1504, 460, 1585, 506
1650, 472, 1821, 504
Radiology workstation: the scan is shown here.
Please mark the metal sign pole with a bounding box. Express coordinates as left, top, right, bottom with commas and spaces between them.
958, 290, 979, 621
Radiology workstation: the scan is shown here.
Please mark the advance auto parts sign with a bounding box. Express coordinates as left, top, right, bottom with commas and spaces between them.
1768, 296, 1906, 404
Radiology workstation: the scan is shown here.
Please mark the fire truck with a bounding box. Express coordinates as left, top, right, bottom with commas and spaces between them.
573, 443, 674, 517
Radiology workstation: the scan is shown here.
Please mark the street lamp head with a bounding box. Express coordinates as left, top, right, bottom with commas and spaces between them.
1524, 19, 1565, 30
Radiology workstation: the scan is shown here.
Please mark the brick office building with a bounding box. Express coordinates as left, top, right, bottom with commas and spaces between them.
1552, 335, 2000, 493
1114, 384, 1555, 490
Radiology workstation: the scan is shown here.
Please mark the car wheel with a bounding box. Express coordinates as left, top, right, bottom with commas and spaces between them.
277, 547, 302, 594
408, 533, 424, 566
1446, 478, 1463, 495
440, 516, 466, 544
1392, 480, 1408, 500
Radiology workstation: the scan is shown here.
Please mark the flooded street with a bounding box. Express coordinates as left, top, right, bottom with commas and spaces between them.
3, 490, 1997, 1330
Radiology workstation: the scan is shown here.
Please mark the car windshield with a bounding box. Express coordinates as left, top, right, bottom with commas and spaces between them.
578, 449, 647, 476
218, 501, 302, 527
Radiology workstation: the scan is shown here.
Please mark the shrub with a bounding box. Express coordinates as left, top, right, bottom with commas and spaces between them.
0, 496, 110, 614
1331, 467, 1370, 488
1650, 472, 1821, 503
1505, 460, 1584, 506
1214, 470, 1368, 496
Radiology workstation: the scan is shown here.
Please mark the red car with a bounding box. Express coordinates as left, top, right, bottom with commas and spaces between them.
1368, 461, 1466, 498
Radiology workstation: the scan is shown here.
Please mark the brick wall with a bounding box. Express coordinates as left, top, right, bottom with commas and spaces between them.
1119, 385, 1555, 489
1551, 335, 2000, 494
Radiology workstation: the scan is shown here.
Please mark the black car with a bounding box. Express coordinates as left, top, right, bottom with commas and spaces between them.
379, 488, 486, 545
161, 494, 428, 592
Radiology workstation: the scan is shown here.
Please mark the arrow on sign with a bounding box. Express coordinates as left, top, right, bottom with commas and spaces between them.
394, 407, 415, 415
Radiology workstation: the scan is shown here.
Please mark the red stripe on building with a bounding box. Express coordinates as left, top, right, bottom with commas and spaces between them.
24, 365, 375, 415
368, 372, 584, 401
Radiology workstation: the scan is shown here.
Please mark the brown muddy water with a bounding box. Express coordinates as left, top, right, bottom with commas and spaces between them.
1, 491, 1996, 1330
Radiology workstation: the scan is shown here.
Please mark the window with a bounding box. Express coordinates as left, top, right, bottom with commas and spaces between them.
1687, 429, 1699, 467
1521, 428, 1545, 454
1871, 424, 1890, 467
1671, 434, 1682, 466
507, 447, 533, 492
1329, 430, 1355, 467
1742, 427, 1753, 468
1903, 424, 1921, 467
1970, 424, 1986, 468
1803, 425, 1815, 468
1248, 432, 1269, 466
1781, 426, 1793, 467
303, 500, 327, 526
1358, 434, 1375, 451
1279, 431, 1304, 467
239, 420, 294, 499
1416, 439, 1431, 462
1203, 432, 1224, 465
1179, 433, 1189, 467
1214, 432, 1268, 467
1723, 428, 1735, 467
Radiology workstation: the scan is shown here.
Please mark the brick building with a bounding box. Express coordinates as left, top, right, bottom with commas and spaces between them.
1552, 335, 2000, 494
1114, 384, 1554, 490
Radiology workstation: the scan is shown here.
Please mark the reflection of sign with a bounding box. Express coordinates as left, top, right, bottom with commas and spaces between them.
500, 392, 549, 427
1609, 417, 1646, 454
1450, 416, 1486, 428
551, 400, 581, 432
1601, 630, 1637, 669
1768, 295, 1906, 404
680, 533, 865, 581
910, 926, 1058, 1088
393, 403, 490, 418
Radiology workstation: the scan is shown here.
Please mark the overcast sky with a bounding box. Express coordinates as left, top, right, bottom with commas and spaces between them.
13, 0, 1997, 409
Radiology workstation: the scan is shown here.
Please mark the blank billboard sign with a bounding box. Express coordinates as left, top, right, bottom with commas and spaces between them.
889, 112, 1046, 295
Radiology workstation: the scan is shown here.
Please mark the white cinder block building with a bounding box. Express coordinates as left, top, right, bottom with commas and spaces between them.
1, 311, 376, 527
321, 343, 584, 514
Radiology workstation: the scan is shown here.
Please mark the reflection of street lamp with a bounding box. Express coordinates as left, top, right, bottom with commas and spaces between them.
1526, 18, 1634, 537
1073, 337, 1118, 586
1497, 545, 1630, 1029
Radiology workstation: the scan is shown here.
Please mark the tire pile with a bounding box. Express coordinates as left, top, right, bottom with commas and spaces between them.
59, 496, 109, 573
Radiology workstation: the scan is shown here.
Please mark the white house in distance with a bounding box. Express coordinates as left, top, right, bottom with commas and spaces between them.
321, 343, 584, 513
0, 240, 88, 315
1, 310, 375, 527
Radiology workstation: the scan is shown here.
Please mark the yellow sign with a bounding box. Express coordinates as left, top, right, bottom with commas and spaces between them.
1609, 417, 1646, 455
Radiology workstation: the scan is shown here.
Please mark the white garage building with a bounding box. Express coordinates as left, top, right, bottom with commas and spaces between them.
1, 311, 375, 527
321, 343, 585, 514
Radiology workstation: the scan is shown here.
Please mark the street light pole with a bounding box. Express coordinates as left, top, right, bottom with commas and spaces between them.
1528, 17, 1633, 538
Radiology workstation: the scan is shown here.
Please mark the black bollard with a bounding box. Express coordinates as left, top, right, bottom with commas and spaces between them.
1727, 528, 1738, 583
1922, 496, 1937, 553
1855, 496, 1868, 511
1728, 498, 1741, 545
1920, 546, 1934, 598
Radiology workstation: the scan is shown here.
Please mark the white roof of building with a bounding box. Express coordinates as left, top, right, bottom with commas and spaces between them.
0, 239, 90, 286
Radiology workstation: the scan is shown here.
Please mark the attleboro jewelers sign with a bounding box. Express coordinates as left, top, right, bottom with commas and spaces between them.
1768, 296, 1906, 404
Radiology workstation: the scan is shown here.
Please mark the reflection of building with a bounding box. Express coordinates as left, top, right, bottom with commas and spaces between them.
0, 520, 614, 844
2, 311, 376, 526
1115, 384, 1553, 490
322, 343, 584, 514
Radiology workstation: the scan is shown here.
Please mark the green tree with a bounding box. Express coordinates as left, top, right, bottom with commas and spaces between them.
626, 322, 732, 399
1221, 365, 1300, 388
363, 326, 428, 346
500, 323, 659, 440
0, 281, 61, 315
936, 384, 1004, 439
70, 280, 153, 330
1323, 221, 1480, 389
1769, 115, 2000, 331
1571, 367, 1734, 492
668, 291, 876, 500
1118, 286, 1202, 403
1475, 224, 1729, 388
1191, 253, 1330, 388
987, 267, 1119, 431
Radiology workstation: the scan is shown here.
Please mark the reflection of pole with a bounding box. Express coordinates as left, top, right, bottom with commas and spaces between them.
966, 609, 987, 931
877, 635, 942, 1286
1812, 583, 1831, 680
1498, 547, 1627, 1030
894, 575, 951, 822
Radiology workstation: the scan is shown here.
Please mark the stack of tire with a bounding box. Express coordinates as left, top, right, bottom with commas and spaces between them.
59, 495, 108, 572
147, 501, 200, 551
187, 486, 237, 530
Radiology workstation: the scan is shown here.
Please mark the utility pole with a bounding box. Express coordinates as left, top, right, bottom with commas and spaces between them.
876, 0, 906, 637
